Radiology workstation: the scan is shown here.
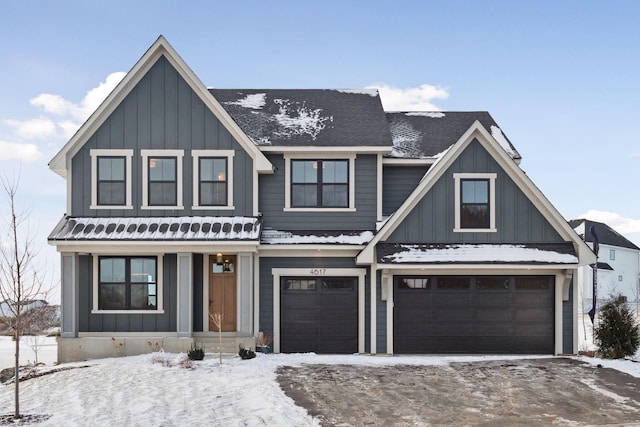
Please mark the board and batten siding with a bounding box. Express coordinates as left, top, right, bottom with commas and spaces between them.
78, 254, 178, 333
70, 55, 254, 217
386, 139, 564, 244
259, 154, 378, 231
258, 257, 371, 352
382, 165, 429, 216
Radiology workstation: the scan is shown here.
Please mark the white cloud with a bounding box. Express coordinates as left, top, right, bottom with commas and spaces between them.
58, 120, 81, 139
632, 152, 640, 157
0, 140, 42, 162
366, 83, 449, 111
579, 210, 640, 234
3, 117, 56, 139
30, 93, 75, 116
29, 71, 126, 124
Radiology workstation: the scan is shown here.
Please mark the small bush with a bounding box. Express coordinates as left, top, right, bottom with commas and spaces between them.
187, 343, 205, 361
238, 344, 256, 360
594, 294, 640, 359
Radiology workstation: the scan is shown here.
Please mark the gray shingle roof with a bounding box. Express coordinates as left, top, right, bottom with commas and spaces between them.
48, 216, 261, 241
211, 89, 392, 147
385, 111, 521, 159
569, 219, 640, 251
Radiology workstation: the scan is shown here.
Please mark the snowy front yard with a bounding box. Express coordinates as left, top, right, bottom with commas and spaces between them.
1, 336, 640, 426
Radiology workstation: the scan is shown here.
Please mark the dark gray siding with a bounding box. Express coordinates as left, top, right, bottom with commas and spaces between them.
71, 55, 254, 217
563, 281, 574, 354
79, 254, 177, 332
258, 257, 371, 351
387, 139, 564, 244
382, 165, 429, 216
259, 154, 378, 231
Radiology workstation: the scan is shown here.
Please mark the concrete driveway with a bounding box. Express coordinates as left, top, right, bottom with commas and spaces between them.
277, 358, 640, 426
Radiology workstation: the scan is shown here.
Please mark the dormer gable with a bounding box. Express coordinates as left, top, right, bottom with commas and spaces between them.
357, 121, 595, 267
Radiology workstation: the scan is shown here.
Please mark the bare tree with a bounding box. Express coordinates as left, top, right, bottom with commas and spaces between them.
0, 176, 50, 420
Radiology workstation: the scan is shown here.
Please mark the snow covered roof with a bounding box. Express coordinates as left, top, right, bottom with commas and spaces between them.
48, 216, 261, 241
385, 111, 521, 160
210, 89, 392, 147
377, 243, 578, 264
261, 229, 374, 245
568, 219, 640, 251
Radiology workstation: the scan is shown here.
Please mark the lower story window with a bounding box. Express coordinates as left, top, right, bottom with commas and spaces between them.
99, 257, 157, 310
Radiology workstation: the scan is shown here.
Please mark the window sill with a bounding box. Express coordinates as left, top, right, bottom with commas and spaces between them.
141, 206, 184, 210
284, 207, 356, 213
453, 228, 497, 233
91, 309, 165, 315
90, 205, 134, 210
192, 206, 235, 210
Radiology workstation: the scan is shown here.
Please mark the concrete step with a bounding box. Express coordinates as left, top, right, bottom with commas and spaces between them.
195, 336, 256, 355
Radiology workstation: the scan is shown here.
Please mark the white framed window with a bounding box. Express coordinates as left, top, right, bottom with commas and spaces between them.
90, 149, 133, 210
192, 150, 235, 210
453, 173, 497, 232
141, 149, 184, 210
92, 255, 164, 314
284, 153, 356, 212
610, 249, 616, 260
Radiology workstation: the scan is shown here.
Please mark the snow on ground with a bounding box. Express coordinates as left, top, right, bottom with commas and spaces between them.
2, 335, 640, 425
0, 336, 57, 368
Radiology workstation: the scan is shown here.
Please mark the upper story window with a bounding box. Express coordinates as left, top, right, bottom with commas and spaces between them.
610, 249, 616, 260
192, 150, 235, 210
141, 149, 184, 210
454, 173, 497, 232
284, 154, 356, 212
93, 255, 163, 313
90, 149, 133, 210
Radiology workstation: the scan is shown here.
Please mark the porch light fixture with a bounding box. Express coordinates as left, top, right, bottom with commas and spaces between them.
216, 253, 223, 263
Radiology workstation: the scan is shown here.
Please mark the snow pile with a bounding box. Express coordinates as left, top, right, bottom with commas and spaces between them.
383, 244, 579, 264
225, 93, 266, 110
261, 230, 374, 245
405, 112, 445, 118
490, 125, 518, 159
389, 118, 424, 158
272, 99, 332, 140
335, 89, 378, 97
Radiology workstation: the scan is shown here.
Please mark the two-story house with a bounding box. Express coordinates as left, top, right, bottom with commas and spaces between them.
48, 36, 595, 362
569, 219, 640, 313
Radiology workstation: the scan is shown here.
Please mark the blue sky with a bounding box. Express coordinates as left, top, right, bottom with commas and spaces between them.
0, 1, 639, 298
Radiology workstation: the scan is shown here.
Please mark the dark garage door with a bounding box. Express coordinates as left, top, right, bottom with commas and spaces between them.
281, 276, 358, 354
394, 275, 554, 354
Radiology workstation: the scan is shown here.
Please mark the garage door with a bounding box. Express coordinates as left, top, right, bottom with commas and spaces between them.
280, 276, 358, 354
394, 275, 554, 354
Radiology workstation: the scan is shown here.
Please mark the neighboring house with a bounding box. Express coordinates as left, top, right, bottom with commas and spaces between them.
0, 299, 48, 317
48, 36, 595, 362
569, 219, 640, 311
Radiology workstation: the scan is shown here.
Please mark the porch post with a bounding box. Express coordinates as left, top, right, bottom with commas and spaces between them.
237, 253, 253, 334
60, 252, 78, 338
177, 253, 193, 338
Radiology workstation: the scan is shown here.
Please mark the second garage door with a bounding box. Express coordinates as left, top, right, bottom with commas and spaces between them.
280, 276, 358, 354
394, 275, 554, 354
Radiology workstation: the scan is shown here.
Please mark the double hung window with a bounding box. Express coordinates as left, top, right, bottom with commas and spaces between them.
90, 149, 133, 209
141, 149, 184, 209
453, 173, 496, 232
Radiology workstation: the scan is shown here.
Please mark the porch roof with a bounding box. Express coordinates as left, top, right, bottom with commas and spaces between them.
48, 216, 261, 241
377, 243, 578, 265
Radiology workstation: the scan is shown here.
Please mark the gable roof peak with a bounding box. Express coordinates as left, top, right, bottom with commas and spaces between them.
49, 35, 272, 178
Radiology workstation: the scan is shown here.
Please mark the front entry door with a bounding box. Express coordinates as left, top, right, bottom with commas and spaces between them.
209, 255, 237, 332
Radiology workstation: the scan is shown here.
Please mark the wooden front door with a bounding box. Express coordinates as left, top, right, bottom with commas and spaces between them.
209, 255, 237, 332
